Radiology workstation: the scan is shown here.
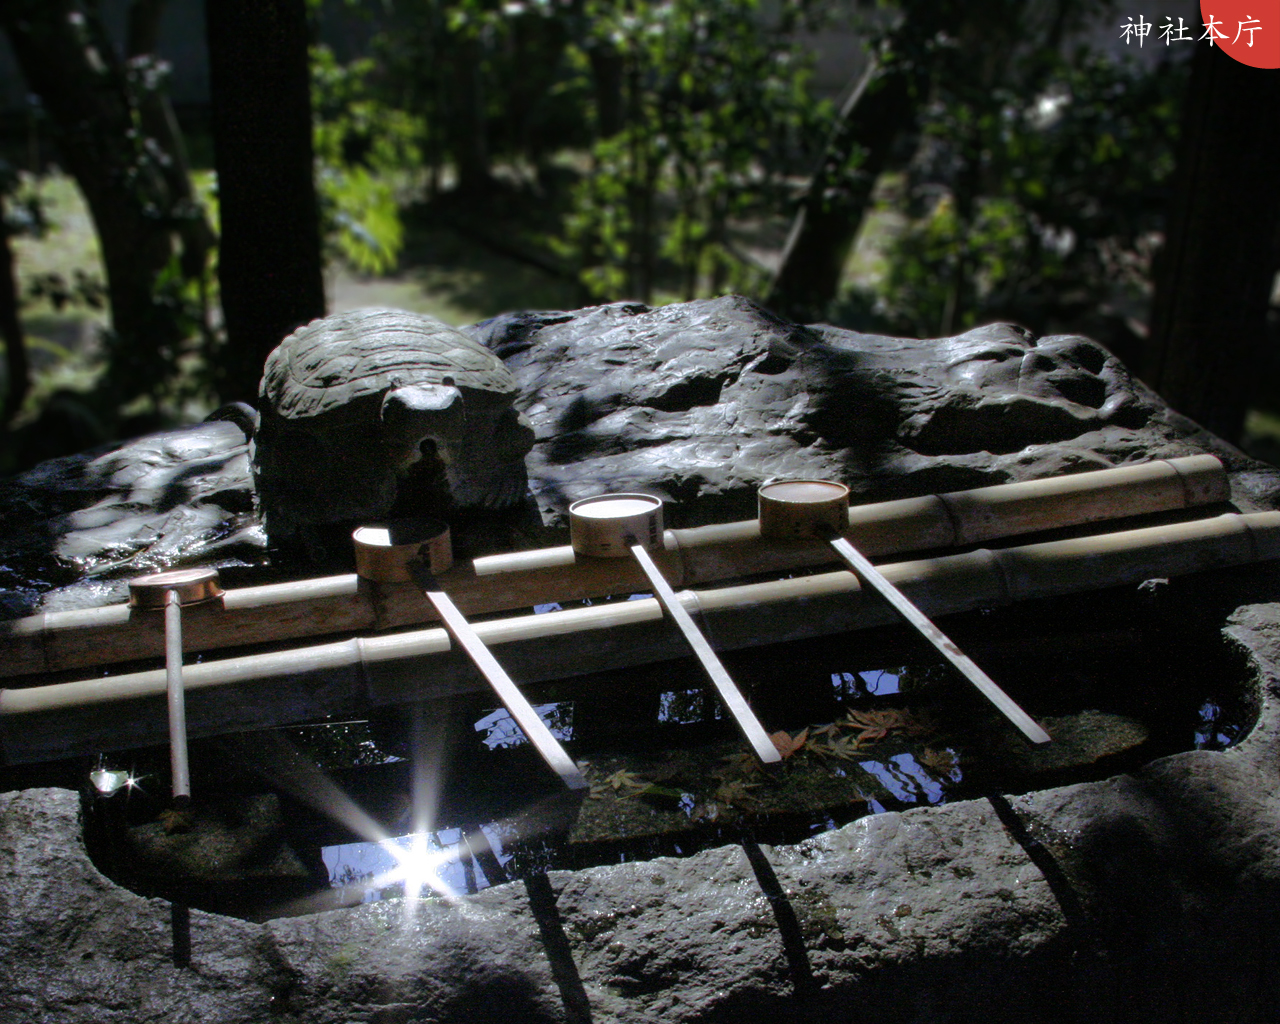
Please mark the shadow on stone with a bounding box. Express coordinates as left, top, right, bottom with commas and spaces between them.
523, 872, 594, 1024
741, 837, 819, 1001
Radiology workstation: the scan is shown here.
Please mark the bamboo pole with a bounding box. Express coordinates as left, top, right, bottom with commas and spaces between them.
0, 456, 1229, 679
165, 591, 191, 802
417, 571, 588, 791
629, 543, 781, 765
824, 532, 1049, 744
2, 510, 1276, 765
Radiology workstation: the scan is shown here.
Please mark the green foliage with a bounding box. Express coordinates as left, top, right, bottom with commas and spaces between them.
317, 164, 406, 276
285, 719, 394, 770
555, 0, 828, 303
347, 0, 831, 304
26, 268, 106, 312
98, 249, 217, 414
868, 33, 1187, 343
368, 0, 594, 193
311, 43, 422, 275
0, 163, 53, 243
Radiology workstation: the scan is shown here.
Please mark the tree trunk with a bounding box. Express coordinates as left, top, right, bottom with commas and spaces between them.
0, 0, 182, 384
589, 44, 624, 139
205, 0, 326, 405
764, 48, 926, 325
127, 0, 216, 283
0, 215, 27, 425
1144, 42, 1280, 445
446, 37, 492, 197
766, 1, 983, 327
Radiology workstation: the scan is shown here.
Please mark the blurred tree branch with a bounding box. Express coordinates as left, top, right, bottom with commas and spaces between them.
765, 1, 948, 324
0, 187, 25, 426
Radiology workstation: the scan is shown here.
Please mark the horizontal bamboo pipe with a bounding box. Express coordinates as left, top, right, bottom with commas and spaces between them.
3, 511, 1275, 762
0, 455, 1229, 680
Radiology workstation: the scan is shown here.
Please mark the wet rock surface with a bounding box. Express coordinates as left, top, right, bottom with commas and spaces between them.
0, 786, 1071, 1023
0, 787, 268, 1024
5, 295, 1276, 615
471, 297, 1257, 526
0, 417, 262, 615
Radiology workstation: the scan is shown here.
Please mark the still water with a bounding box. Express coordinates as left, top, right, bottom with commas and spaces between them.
81, 580, 1254, 919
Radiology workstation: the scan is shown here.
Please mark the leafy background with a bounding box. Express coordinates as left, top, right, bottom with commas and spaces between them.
2, 0, 1277, 473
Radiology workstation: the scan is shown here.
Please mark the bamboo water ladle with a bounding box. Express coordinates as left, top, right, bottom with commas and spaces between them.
128, 567, 224, 801
353, 519, 588, 791
758, 480, 1051, 745
569, 494, 782, 765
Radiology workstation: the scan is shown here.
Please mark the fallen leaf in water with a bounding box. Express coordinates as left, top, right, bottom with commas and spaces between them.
713, 780, 761, 809
918, 747, 958, 777
838, 707, 934, 745
634, 783, 687, 808
719, 750, 766, 778
770, 728, 809, 759
825, 735, 864, 761
158, 808, 194, 834
691, 801, 720, 823
806, 731, 860, 760
588, 768, 650, 800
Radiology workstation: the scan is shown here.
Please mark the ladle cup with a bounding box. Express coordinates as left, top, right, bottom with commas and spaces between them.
128, 567, 224, 801
568, 494, 782, 765
353, 520, 587, 791
757, 480, 1051, 745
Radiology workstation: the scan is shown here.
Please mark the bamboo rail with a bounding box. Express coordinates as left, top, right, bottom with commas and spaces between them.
2, 509, 1274, 765
0, 456, 1229, 679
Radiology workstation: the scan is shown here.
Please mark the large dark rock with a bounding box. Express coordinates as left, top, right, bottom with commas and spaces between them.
0, 417, 262, 615
4, 295, 1277, 615
467, 296, 1254, 527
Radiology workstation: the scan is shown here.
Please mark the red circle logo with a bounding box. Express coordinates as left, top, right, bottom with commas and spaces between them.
1201, 3, 1280, 68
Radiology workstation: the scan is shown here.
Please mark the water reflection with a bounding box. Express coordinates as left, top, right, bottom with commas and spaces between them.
1194, 700, 1241, 750
657, 688, 726, 725
658, 689, 706, 724
832, 668, 902, 699
288, 720, 401, 767
859, 751, 959, 810
474, 702, 574, 749
323, 823, 515, 901
89, 766, 141, 796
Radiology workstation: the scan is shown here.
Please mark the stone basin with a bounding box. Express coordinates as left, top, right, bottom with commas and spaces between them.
2, 297, 1280, 1022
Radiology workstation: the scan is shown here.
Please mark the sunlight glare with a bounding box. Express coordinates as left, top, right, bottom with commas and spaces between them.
377, 831, 456, 900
